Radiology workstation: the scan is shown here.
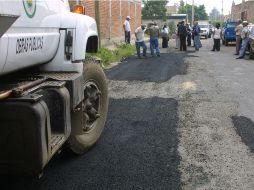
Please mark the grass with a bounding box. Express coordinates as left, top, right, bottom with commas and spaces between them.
86, 43, 135, 67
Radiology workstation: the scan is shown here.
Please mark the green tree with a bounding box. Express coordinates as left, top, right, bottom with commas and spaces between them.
168, 21, 176, 35
142, 0, 168, 19
178, 1, 208, 21
195, 5, 208, 20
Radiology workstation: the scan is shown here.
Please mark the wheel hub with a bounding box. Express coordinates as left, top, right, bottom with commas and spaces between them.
83, 81, 101, 132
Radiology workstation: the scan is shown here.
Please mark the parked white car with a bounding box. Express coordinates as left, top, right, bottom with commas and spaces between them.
199, 24, 209, 39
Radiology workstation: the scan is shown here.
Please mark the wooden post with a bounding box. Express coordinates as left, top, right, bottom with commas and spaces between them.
95, 1, 101, 48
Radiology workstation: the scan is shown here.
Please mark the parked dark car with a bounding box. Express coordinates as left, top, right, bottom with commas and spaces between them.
222, 21, 237, 46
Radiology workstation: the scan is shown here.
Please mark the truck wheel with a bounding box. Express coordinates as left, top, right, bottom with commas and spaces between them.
68, 62, 108, 154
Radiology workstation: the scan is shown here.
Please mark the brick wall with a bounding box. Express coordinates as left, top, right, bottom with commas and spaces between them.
70, 0, 142, 46
231, 1, 254, 22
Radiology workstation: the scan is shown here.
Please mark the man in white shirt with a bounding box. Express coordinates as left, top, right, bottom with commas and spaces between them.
211, 23, 222, 51
161, 24, 169, 48
135, 24, 147, 58
123, 16, 131, 44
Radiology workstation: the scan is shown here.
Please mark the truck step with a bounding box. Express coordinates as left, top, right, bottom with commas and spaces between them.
50, 135, 65, 155
40, 72, 81, 81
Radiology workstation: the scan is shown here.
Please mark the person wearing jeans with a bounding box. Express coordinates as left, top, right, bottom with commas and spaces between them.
147, 22, 160, 57
135, 24, 147, 58
193, 21, 202, 51
236, 21, 249, 59
235, 19, 243, 55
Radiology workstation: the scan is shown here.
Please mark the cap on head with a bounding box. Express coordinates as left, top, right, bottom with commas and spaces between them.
126, 16, 131, 19
243, 20, 248, 25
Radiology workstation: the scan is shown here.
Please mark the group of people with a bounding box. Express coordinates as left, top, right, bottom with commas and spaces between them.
174, 19, 253, 60
175, 20, 202, 51
123, 16, 170, 58
123, 15, 205, 58
123, 15, 253, 60
124, 18, 164, 58
134, 22, 162, 58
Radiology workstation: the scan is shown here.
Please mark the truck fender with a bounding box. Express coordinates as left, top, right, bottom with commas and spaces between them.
60, 12, 98, 61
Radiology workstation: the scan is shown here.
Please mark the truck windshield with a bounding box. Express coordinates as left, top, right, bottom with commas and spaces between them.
199, 25, 207, 28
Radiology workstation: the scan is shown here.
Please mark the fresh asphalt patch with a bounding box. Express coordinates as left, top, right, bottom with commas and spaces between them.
232, 116, 254, 152
105, 52, 188, 83
1, 50, 187, 190
3, 98, 181, 190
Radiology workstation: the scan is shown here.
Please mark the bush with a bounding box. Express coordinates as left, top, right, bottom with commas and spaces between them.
113, 43, 136, 62
87, 43, 135, 67
97, 48, 113, 65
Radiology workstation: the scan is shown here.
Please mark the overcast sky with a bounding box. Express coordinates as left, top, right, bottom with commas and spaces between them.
168, 0, 242, 15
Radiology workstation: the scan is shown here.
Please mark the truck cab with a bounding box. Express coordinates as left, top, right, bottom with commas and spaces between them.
222, 21, 237, 46
0, 0, 108, 176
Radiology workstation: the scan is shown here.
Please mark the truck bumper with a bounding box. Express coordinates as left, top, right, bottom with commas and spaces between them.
225, 36, 236, 41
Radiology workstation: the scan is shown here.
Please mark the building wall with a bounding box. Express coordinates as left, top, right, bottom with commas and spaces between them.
231, 0, 254, 22
71, 0, 142, 46
166, 5, 178, 15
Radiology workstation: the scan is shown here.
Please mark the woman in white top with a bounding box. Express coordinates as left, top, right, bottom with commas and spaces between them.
161, 24, 169, 48
211, 23, 222, 51
175, 23, 180, 49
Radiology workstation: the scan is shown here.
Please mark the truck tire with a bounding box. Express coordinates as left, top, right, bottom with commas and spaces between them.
68, 62, 108, 154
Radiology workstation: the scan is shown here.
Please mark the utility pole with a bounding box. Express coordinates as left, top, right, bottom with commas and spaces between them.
191, 0, 194, 26
221, 0, 224, 22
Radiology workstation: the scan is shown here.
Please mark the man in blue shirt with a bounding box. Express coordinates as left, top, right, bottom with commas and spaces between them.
193, 21, 202, 51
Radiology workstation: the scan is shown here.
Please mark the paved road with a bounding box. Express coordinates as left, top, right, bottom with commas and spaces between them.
3, 39, 254, 190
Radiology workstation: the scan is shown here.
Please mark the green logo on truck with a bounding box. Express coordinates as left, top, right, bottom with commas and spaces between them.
23, 0, 36, 18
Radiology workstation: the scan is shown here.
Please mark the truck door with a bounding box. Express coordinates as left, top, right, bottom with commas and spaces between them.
0, 0, 65, 75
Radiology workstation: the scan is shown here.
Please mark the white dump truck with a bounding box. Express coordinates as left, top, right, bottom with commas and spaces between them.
0, 0, 108, 175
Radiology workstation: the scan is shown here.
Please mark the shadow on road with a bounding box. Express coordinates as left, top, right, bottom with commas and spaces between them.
232, 116, 254, 153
